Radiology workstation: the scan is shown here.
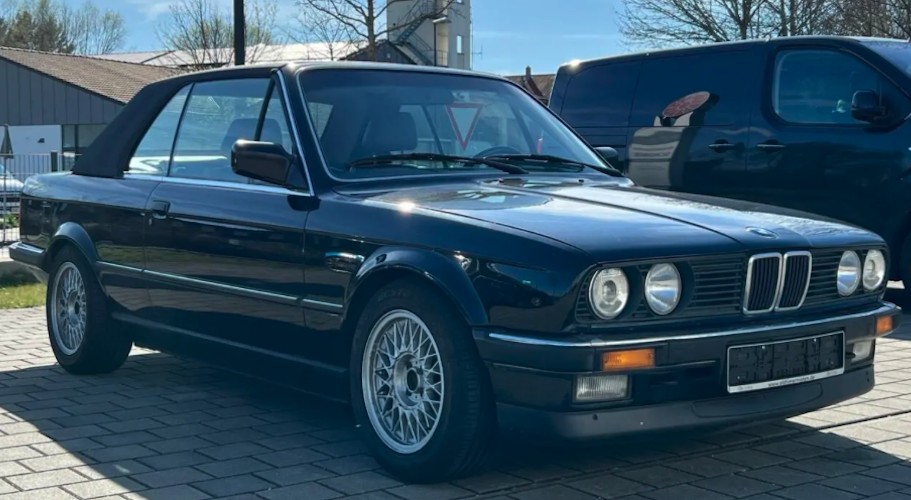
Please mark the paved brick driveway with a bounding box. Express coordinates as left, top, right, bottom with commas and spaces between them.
0, 303, 910, 500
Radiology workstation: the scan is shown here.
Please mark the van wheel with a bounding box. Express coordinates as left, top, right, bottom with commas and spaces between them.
47, 247, 132, 374
350, 280, 496, 482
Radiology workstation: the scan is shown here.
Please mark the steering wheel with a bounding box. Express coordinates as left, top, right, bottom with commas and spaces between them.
474, 146, 522, 158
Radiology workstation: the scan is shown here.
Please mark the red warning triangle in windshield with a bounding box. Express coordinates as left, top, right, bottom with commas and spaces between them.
446, 103, 483, 150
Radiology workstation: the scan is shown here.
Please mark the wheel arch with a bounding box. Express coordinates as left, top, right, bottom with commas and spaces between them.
341, 247, 488, 338
42, 222, 99, 271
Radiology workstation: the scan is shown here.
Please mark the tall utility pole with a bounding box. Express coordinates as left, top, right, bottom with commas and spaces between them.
234, 0, 245, 65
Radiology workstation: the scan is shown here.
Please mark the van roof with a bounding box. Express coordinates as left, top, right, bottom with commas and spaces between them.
559, 36, 911, 70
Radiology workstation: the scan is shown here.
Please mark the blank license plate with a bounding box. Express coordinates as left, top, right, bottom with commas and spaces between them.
727, 331, 844, 394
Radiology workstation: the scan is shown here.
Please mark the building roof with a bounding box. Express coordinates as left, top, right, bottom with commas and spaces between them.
505, 67, 555, 103
95, 42, 363, 68
0, 47, 181, 104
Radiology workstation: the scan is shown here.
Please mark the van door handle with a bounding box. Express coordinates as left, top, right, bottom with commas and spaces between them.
150, 200, 170, 219
708, 141, 736, 152
756, 142, 786, 152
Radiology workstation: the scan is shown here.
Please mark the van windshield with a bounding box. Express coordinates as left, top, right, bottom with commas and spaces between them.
297, 69, 609, 180
861, 39, 911, 76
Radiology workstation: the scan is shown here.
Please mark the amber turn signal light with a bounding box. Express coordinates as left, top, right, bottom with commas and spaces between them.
602, 348, 655, 371
875, 315, 894, 337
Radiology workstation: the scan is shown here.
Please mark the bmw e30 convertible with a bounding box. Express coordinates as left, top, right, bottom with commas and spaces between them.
9, 62, 902, 482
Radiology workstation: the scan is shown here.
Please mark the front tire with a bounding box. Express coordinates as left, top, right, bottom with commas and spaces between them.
902, 232, 911, 295
350, 280, 496, 482
47, 247, 131, 374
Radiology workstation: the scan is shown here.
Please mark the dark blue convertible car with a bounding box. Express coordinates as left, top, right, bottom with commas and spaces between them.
10, 62, 901, 481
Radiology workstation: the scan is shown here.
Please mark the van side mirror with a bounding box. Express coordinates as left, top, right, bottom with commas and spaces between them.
595, 146, 619, 162
231, 140, 292, 186
851, 90, 887, 123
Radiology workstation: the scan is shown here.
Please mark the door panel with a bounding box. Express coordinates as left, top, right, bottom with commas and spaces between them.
744, 47, 908, 236
144, 181, 312, 355
625, 50, 758, 197
140, 76, 317, 357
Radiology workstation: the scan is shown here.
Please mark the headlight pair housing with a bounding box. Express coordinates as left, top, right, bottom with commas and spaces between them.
589, 263, 681, 319
837, 249, 886, 296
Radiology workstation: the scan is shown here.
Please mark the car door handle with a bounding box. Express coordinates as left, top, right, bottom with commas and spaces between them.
708, 141, 737, 152
150, 200, 170, 219
756, 142, 786, 152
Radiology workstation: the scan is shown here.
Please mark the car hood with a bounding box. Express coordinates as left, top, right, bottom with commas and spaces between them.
349, 176, 880, 261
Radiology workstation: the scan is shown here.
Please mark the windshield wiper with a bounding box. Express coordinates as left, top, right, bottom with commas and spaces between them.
483, 154, 623, 176
348, 153, 527, 174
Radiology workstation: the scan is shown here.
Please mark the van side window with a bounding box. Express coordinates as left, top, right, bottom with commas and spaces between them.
773, 49, 897, 125
630, 51, 752, 127
561, 61, 641, 127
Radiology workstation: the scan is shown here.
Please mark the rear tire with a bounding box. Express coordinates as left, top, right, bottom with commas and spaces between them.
46, 246, 131, 374
350, 280, 496, 482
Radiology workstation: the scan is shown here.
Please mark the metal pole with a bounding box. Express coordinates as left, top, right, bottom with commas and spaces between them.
234, 0, 245, 66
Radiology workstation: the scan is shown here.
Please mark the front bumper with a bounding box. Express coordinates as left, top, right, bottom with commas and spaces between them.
476, 303, 901, 440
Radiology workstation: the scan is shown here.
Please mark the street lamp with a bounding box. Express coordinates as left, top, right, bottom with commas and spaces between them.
234, 0, 245, 66
431, 15, 449, 67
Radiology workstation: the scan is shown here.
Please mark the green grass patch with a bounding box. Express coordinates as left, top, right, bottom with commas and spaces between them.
0, 274, 45, 309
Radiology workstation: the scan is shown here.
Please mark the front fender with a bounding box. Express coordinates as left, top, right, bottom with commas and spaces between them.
349, 246, 488, 326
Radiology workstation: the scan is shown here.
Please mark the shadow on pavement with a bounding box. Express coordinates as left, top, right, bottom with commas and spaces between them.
1, 347, 909, 498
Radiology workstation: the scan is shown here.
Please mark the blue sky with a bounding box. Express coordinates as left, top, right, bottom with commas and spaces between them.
89, 0, 625, 75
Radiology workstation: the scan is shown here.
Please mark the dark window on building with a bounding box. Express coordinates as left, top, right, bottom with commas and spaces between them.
560, 61, 641, 128
630, 51, 751, 127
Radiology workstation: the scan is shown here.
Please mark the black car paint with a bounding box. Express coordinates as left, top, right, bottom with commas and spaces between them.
550, 36, 911, 281
11, 62, 901, 437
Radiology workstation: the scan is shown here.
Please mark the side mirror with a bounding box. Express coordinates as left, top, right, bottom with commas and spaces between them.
851, 90, 887, 123
595, 146, 619, 162
231, 140, 292, 186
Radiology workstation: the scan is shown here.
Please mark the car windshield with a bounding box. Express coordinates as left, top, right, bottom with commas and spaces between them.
297, 69, 609, 180
861, 39, 911, 76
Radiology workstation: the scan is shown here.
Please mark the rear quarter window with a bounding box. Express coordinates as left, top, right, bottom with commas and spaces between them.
630, 50, 753, 127
560, 61, 641, 128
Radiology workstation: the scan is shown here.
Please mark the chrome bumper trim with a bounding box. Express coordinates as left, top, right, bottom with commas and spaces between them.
487, 304, 899, 348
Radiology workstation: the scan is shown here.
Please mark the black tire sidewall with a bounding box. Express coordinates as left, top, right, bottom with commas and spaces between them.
350, 281, 493, 480
902, 233, 911, 292
46, 247, 126, 372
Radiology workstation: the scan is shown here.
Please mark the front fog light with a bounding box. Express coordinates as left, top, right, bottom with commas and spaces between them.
851, 340, 873, 362
575, 374, 628, 402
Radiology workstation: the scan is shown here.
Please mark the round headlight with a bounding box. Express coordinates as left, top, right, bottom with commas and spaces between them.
589, 268, 629, 319
645, 263, 681, 315
837, 251, 861, 296
863, 249, 886, 291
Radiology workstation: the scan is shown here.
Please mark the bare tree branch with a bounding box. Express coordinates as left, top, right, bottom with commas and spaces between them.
296, 0, 456, 61
156, 0, 281, 69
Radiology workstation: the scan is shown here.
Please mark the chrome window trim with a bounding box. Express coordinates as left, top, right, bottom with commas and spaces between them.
276, 70, 316, 196
487, 304, 896, 348
123, 172, 309, 196
743, 252, 784, 315
776, 251, 813, 312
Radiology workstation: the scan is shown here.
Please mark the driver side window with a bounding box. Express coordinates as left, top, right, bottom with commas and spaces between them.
773, 49, 898, 125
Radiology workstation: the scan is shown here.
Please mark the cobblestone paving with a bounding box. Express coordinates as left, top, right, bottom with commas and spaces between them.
0, 304, 909, 500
